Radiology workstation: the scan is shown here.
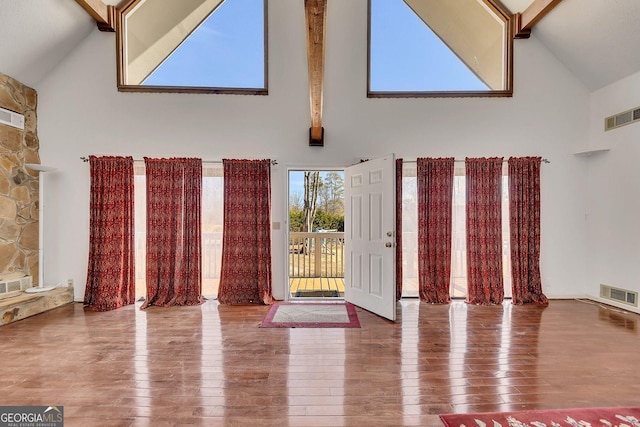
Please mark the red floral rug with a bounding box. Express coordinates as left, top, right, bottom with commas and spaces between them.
440, 407, 640, 427
259, 302, 360, 328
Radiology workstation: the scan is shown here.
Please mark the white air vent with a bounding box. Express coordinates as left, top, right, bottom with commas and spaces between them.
0, 107, 25, 130
600, 284, 638, 307
605, 106, 640, 131
0, 276, 33, 295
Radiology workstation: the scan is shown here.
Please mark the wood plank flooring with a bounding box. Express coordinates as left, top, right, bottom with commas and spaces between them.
1, 299, 639, 426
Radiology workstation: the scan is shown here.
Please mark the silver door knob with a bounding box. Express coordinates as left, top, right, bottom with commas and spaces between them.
386, 231, 393, 237
385, 242, 393, 248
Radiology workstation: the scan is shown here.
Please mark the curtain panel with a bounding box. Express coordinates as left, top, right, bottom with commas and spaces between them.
142, 157, 203, 308
508, 157, 549, 305
218, 159, 273, 305
84, 156, 136, 312
465, 157, 504, 305
417, 157, 455, 304
396, 158, 403, 301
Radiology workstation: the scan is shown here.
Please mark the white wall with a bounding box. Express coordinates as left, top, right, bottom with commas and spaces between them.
586, 70, 640, 313
36, 0, 590, 302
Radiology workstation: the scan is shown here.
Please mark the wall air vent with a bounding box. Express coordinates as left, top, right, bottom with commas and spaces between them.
605, 105, 640, 131
0, 276, 32, 296
0, 107, 25, 130
600, 284, 638, 307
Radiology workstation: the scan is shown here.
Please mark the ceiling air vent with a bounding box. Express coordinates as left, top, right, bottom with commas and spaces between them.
0, 107, 25, 130
605, 105, 640, 131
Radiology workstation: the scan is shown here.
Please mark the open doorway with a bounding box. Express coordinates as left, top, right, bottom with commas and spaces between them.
288, 169, 345, 299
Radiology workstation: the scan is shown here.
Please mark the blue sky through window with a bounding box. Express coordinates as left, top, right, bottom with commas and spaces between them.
143, 0, 264, 88
142, 0, 486, 92
289, 171, 345, 201
370, 0, 488, 92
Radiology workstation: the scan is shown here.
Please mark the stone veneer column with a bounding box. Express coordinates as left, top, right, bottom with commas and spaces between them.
0, 72, 40, 283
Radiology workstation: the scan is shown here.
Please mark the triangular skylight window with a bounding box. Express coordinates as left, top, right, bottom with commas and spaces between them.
143, 0, 264, 88
118, 0, 267, 94
368, 0, 511, 96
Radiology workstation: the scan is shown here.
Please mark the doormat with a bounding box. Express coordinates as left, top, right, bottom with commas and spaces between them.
260, 302, 360, 328
440, 406, 640, 427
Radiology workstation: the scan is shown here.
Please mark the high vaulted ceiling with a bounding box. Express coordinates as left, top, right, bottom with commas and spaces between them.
504, 0, 640, 90
0, 0, 120, 88
1, 0, 639, 92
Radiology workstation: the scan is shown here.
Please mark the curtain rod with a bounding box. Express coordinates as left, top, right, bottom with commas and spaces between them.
80, 156, 277, 165
402, 158, 550, 164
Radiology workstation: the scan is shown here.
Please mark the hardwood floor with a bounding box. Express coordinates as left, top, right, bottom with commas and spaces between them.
1, 299, 639, 426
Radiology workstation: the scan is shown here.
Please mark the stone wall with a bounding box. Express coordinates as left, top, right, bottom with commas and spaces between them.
0, 72, 40, 283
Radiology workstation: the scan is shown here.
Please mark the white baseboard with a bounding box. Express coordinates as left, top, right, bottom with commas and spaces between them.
546, 294, 589, 300
582, 295, 640, 316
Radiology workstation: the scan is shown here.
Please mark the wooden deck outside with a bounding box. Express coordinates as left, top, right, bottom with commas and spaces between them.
289, 231, 345, 298
289, 277, 345, 297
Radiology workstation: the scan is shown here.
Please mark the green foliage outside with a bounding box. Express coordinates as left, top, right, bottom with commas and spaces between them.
289, 170, 345, 232
289, 209, 344, 232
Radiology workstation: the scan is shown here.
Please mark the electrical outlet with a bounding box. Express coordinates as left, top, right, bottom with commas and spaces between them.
67, 279, 73, 288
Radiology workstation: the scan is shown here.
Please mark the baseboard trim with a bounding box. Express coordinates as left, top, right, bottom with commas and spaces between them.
580, 295, 640, 316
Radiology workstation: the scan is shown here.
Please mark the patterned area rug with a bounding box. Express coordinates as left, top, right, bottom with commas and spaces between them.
440, 407, 640, 427
260, 302, 360, 328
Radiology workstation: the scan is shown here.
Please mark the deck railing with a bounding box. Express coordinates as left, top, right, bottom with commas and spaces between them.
289, 232, 344, 278
135, 231, 223, 296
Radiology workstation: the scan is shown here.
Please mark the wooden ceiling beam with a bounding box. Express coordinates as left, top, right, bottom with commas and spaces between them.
75, 0, 116, 32
305, 0, 327, 147
514, 0, 563, 38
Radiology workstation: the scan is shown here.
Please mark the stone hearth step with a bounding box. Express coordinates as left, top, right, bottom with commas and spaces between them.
1, 286, 74, 326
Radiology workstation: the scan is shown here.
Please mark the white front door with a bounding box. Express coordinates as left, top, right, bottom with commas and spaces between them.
344, 155, 396, 321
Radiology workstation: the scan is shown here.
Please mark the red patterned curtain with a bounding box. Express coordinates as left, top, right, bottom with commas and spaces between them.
466, 157, 504, 305
396, 158, 403, 301
508, 157, 548, 305
142, 158, 203, 308
417, 157, 455, 303
218, 159, 273, 305
84, 156, 135, 312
